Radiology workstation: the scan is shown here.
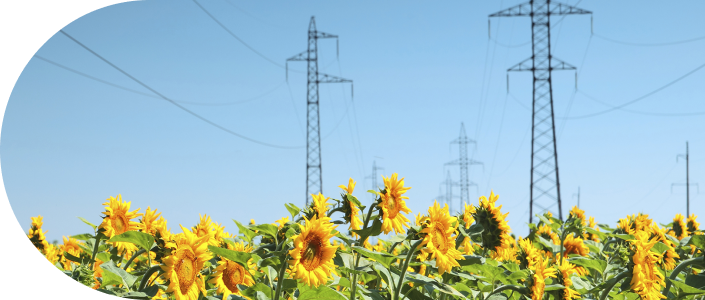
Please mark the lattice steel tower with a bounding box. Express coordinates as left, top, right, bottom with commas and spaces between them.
446, 123, 482, 208
287, 16, 352, 205
490, 1, 591, 223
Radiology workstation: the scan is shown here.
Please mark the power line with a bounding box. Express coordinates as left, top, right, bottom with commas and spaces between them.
560, 61, 705, 119
577, 90, 705, 117
59, 30, 304, 149
594, 32, 705, 47
191, 0, 304, 73
35, 55, 286, 106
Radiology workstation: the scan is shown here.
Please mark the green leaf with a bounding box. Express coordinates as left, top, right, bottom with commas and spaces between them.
465, 223, 484, 236
285, 203, 300, 219
122, 291, 150, 299
687, 235, 705, 250
241, 283, 274, 300
544, 284, 565, 291
351, 246, 396, 268
583, 240, 603, 254
107, 231, 154, 252
96, 252, 112, 263
610, 234, 635, 241
568, 257, 607, 275
71, 233, 94, 241
457, 255, 485, 266
297, 285, 347, 300
78, 217, 97, 231
585, 227, 607, 241
233, 219, 257, 243
352, 218, 383, 243
650, 242, 671, 255
685, 274, 705, 289
670, 279, 705, 294
63, 251, 84, 264
208, 245, 260, 270
251, 224, 279, 239
100, 260, 138, 289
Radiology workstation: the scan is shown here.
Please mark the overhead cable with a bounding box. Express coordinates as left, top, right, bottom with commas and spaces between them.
60, 30, 304, 149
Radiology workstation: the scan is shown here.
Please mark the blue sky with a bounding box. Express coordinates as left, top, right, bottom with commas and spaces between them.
3, 0, 705, 244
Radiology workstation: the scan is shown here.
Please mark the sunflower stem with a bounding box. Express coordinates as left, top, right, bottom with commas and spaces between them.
661, 256, 704, 297
486, 285, 527, 299
350, 199, 380, 300
273, 250, 290, 300
599, 270, 630, 300
393, 239, 423, 300
89, 233, 103, 271
123, 249, 146, 270
326, 206, 345, 218
138, 265, 162, 292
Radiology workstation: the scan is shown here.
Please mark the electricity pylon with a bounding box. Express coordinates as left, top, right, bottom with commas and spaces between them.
446, 123, 482, 208
286, 16, 353, 205
673, 141, 699, 216
489, 1, 591, 223
440, 171, 460, 214
365, 160, 385, 201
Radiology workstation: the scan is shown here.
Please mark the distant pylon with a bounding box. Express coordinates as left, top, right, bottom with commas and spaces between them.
446, 123, 482, 207
490, 1, 591, 223
365, 160, 384, 201
286, 16, 353, 205
673, 141, 699, 216
440, 171, 459, 214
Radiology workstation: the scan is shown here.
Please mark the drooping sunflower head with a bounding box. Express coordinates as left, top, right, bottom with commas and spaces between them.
338, 178, 356, 195
568, 206, 587, 226
161, 225, 212, 300
27, 215, 49, 253
671, 214, 688, 240
562, 234, 589, 257
628, 230, 666, 300
554, 254, 581, 300
472, 191, 511, 253
463, 203, 476, 229
378, 173, 412, 234
537, 224, 560, 245
686, 214, 700, 235
59, 236, 84, 270
209, 242, 256, 300
311, 193, 331, 219
419, 200, 464, 275
288, 216, 339, 287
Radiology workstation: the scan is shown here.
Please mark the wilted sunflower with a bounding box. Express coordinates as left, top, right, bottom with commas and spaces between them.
311, 193, 331, 219
209, 242, 256, 300
568, 206, 587, 226
59, 236, 83, 270
378, 173, 412, 234
554, 253, 581, 300
471, 191, 511, 256
629, 230, 666, 300
27, 215, 49, 253
529, 255, 556, 300
99, 194, 143, 255
562, 234, 589, 257
161, 225, 212, 300
288, 215, 338, 287
419, 200, 464, 275
670, 214, 688, 240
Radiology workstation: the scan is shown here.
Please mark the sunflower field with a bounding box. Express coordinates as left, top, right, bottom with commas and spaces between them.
25, 173, 705, 300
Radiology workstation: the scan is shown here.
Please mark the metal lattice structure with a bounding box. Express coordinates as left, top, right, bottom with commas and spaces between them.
366, 160, 385, 201
287, 17, 352, 205
446, 123, 481, 208
490, 1, 591, 223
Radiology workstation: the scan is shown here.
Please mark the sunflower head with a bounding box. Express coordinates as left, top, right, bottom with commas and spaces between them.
471, 191, 511, 254
338, 178, 356, 195
288, 215, 339, 287
568, 206, 587, 226
518, 238, 542, 270
553, 253, 581, 300
562, 234, 589, 257
44, 243, 61, 266
161, 225, 212, 300
686, 214, 700, 235
27, 215, 49, 253
209, 242, 256, 300
59, 236, 84, 270
584, 216, 601, 242
536, 224, 560, 245
671, 214, 688, 240
378, 173, 412, 235
141, 207, 164, 236
339, 182, 362, 238
419, 200, 464, 275
528, 254, 557, 300
462, 203, 476, 229
628, 230, 667, 300
311, 193, 331, 219
99, 194, 143, 255
274, 217, 290, 230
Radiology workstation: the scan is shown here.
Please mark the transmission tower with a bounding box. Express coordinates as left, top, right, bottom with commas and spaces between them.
365, 160, 385, 201
439, 171, 460, 214
673, 141, 699, 216
489, 1, 591, 223
286, 16, 353, 205
446, 123, 482, 207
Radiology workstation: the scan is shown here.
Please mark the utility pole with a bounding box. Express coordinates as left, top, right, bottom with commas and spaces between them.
489, 1, 591, 223
365, 160, 384, 201
572, 186, 580, 209
446, 123, 482, 208
286, 16, 353, 205
674, 141, 699, 216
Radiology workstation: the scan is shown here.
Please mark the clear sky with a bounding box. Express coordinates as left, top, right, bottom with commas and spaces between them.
3, 0, 705, 244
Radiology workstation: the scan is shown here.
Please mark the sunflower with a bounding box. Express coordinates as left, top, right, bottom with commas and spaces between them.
339, 179, 362, 238
192, 214, 214, 241
686, 214, 700, 235
209, 242, 256, 300
471, 191, 511, 256
584, 216, 601, 242
554, 254, 581, 300
518, 238, 542, 270
649, 224, 679, 270
249, 219, 255, 225
537, 224, 560, 245
462, 203, 476, 229
363, 238, 373, 251
44, 243, 61, 265
492, 234, 519, 263
629, 230, 666, 300
27, 215, 49, 253
288, 216, 339, 287
529, 255, 557, 300
141, 207, 164, 236
92, 258, 104, 289
161, 225, 212, 300
459, 237, 475, 255
338, 177, 356, 195
419, 201, 464, 275
619, 213, 653, 235
311, 193, 331, 219
99, 194, 142, 255
568, 206, 587, 226
670, 214, 688, 240
562, 234, 589, 257
378, 173, 412, 235
275, 217, 290, 230
59, 236, 83, 270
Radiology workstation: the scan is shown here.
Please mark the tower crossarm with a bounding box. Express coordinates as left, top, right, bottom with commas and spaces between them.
549, 2, 591, 15
508, 56, 577, 72
489, 2, 532, 17
315, 31, 338, 39
317, 73, 352, 84
489, 1, 591, 17
286, 51, 311, 62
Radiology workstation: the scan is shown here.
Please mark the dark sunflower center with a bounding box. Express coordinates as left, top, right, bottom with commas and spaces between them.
302, 237, 323, 271
223, 261, 245, 292
114, 215, 128, 233
176, 253, 196, 295
431, 225, 448, 252
386, 196, 398, 218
